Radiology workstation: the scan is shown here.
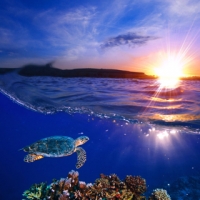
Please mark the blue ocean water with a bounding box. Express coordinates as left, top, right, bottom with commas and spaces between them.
0, 72, 200, 199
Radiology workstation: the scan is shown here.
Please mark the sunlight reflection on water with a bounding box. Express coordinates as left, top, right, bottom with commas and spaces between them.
0, 72, 200, 134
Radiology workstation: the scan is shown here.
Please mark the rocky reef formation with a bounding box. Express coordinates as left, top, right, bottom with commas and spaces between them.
23, 170, 170, 200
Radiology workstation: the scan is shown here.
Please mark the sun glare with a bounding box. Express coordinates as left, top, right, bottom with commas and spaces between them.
154, 56, 184, 88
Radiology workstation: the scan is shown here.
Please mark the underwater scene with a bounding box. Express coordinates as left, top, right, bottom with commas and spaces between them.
1, 0, 200, 199
0, 71, 200, 200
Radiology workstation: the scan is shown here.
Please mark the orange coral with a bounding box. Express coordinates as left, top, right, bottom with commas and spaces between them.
24, 171, 169, 200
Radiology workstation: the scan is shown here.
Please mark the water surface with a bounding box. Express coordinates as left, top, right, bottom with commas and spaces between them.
0, 72, 200, 199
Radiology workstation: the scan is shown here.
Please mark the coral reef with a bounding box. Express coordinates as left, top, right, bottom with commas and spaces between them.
148, 189, 171, 200
22, 182, 48, 200
23, 170, 170, 200
125, 175, 147, 196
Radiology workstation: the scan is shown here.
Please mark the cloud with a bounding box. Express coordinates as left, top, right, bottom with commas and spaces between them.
101, 32, 158, 49
34, 6, 97, 45
166, 0, 200, 17
1, 0, 200, 71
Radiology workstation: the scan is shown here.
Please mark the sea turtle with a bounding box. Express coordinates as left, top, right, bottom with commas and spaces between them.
20, 136, 89, 169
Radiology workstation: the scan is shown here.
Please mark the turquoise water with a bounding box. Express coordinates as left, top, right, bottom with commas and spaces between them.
0, 72, 200, 199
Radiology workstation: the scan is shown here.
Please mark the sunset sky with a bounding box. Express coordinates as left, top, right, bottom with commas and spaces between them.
0, 0, 200, 75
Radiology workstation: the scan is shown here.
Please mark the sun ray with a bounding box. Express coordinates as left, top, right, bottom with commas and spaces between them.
142, 30, 197, 114
154, 53, 184, 89
153, 29, 199, 89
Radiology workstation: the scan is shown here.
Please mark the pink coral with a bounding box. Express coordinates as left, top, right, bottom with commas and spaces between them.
58, 193, 69, 200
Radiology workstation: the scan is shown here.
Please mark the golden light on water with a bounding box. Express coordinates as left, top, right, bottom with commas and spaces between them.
150, 113, 200, 122
154, 55, 184, 88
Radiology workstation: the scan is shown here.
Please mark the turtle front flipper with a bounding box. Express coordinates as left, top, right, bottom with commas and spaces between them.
75, 147, 86, 169
24, 154, 44, 162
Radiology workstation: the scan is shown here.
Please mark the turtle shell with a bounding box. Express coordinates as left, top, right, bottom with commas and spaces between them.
23, 136, 75, 157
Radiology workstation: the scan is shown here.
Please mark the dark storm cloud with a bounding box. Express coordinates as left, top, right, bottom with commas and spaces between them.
101, 32, 158, 49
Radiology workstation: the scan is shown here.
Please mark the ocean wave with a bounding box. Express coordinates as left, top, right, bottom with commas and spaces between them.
0, 72, 200, 131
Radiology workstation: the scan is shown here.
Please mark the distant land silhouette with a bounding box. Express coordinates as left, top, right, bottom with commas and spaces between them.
0, 63, 199, 80
0, 63, 155, 79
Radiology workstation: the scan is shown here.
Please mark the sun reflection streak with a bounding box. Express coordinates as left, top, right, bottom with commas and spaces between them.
150, 113, 200, 122
156, 129, 177, 140
157, 131, 169, 140
147, 126, 179, 147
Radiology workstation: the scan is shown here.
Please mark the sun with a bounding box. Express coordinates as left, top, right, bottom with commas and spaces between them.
154, 55, 184, 88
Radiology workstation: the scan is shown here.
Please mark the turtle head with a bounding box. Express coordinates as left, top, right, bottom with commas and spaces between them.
75, 136, 89, 146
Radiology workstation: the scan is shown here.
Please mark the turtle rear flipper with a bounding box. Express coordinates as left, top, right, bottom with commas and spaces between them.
24, 154, 44, 162
75, 147, 86, 169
